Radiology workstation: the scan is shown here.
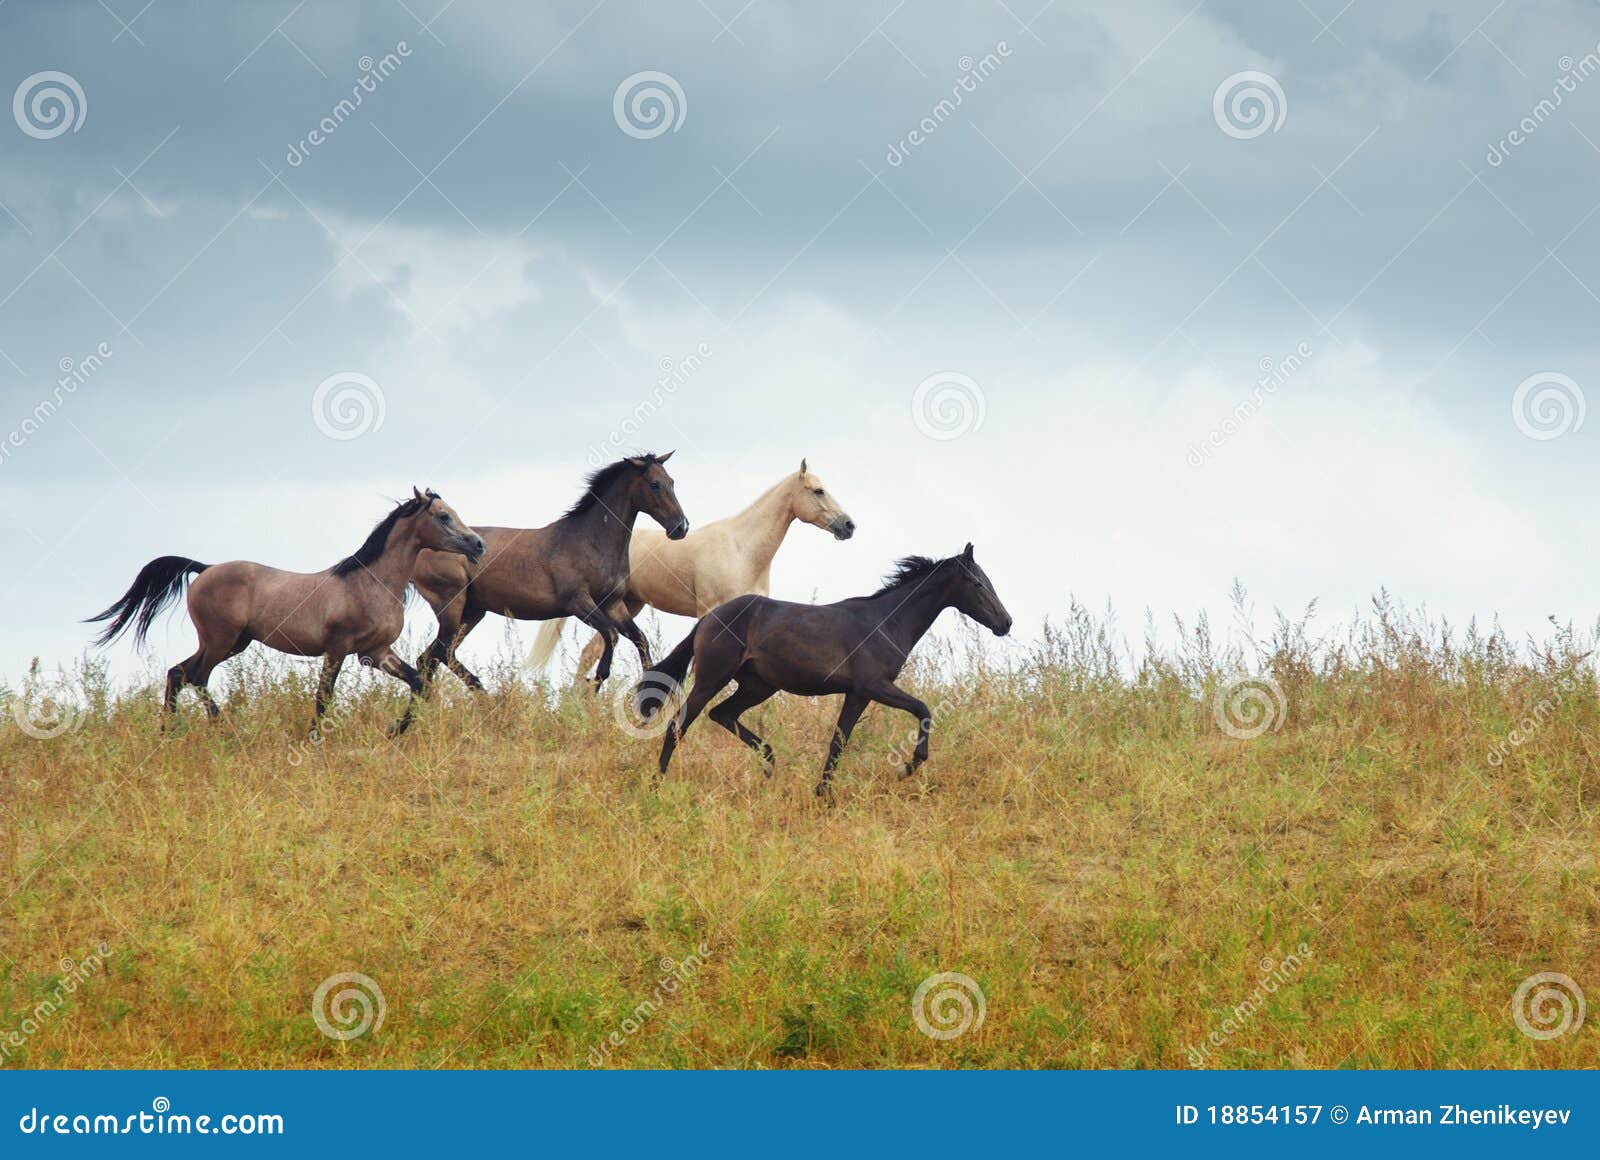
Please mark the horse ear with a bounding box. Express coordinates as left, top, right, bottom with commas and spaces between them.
625, 456, 646, 467
799, 457, 807, 475
656, 450, 675, 464
963, 542, 975, 560
413, 486, 424, 500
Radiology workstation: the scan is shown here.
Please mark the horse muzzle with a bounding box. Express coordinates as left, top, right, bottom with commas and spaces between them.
460, 535, 487, 563
667, 518, 690, 541
830, 518, 856, 541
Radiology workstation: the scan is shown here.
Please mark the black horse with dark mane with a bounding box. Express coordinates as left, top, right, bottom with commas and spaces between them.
637, 544, 1011, 798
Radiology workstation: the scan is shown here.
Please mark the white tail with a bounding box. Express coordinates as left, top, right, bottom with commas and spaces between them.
525, 617, 567, 674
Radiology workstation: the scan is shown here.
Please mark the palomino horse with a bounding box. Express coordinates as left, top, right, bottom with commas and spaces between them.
414, 453, 689, 692
525, 459, 855, 680
637, 544, 1012, 799
88, 489, 486, 735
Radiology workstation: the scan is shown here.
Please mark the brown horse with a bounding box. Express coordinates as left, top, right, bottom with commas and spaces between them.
637, 544, 1012, 798
88, 488, 485, 735
414, 453, 688, 692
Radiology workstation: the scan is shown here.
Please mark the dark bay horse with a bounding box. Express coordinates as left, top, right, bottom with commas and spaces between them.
636, 544, 1012, 798
87, 489, 485, 735
413, 453, 688, 692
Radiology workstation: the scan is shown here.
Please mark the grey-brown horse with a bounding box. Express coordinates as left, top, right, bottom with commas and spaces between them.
414, 453, 688, 692
88, 488, 485, 735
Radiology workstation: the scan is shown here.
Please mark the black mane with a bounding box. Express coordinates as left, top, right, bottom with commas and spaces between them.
331, 492, 434, 577
871, 554, 948, 597
563, 453, 663, 519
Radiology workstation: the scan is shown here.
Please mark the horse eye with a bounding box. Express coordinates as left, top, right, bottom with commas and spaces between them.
812, 488, 824, 496
650, 481, 662, 492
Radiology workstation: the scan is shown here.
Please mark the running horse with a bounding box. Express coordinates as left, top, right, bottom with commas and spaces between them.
636, 544, 1012, 799
87, 489, 486, 735
525, 459, 855, 681
413, 453, 689, 692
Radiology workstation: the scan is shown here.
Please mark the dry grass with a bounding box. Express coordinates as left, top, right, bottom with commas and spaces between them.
1, 593, 1597, 1069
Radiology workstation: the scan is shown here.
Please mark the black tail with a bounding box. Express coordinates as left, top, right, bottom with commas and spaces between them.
85, 556, 209, 648
634, 624, 699, 720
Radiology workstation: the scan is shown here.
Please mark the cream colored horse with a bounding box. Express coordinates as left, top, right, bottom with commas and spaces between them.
526, 460, 854, 680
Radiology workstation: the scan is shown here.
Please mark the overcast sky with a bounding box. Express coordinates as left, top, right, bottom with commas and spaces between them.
3, 0, 1600, 690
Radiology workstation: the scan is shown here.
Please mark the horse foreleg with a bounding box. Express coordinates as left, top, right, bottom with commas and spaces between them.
444, 606, 488, 691
866, 682, 934, 778
573, 602, 619, 692
367, 647, 426, 737
616, 617, 652, 669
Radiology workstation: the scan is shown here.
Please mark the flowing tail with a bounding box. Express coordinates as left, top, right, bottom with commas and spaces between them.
525, 617, 568, 674
634, 624, 698, 720
85, 556, 209, 648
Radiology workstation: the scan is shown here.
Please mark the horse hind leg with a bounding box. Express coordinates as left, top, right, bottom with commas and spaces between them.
817, 693, 870, 801
708, 675, 779, 775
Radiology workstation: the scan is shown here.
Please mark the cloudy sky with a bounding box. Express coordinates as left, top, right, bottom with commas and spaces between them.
3, 0, 1599, 690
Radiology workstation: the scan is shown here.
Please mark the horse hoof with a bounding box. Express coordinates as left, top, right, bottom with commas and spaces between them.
387, 719, 412, 739
899, 762, 918, 780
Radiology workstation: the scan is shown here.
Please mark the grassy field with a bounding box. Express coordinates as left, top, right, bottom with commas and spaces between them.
1, 596, 1596, 1069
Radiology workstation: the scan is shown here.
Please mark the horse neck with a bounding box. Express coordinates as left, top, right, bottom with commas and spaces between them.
563, 477, 639, 561
867, 574, 952, 654
357, 517, 425, 598
726, 477, 798, 569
